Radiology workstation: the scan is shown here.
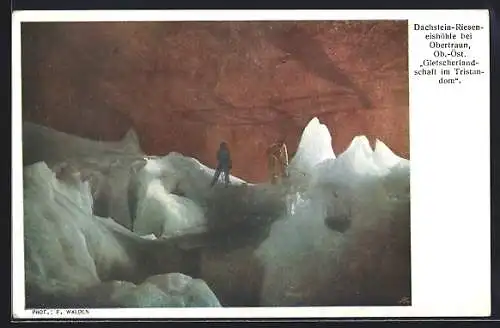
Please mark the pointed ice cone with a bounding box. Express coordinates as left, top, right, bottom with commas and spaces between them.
340, 135, 373, 164
120, 128, 141, 153
344, 136, 373, 157
288, 117, 336, 177
326, 134, 387, 178
372, 139, 404, 170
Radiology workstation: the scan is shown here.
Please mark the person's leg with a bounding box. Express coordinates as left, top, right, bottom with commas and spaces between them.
283, 162, 289, 178
277, 160, 287, 184
272, 156, 281, 185
210, 167, 222, 187
223, 168, 230, 187
268, 154, 277, 184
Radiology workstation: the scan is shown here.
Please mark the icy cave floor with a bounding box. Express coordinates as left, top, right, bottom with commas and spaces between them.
20, 117, 411, 308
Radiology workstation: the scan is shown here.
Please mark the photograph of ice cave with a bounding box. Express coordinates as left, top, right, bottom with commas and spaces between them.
20, 20, 411, 309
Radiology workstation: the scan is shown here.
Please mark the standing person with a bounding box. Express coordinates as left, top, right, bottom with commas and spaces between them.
267, 139, 289, 185
210, 141, 232, 188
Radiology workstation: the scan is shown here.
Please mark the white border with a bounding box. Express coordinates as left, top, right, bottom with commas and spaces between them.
11, 9, 491, 319
11, 9, 478, 22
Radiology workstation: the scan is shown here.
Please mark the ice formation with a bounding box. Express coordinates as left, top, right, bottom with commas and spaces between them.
133, 179, 207, 238
24, 162, 133, 299
23, 161, 221, 308
128, 151, 251, 238
288, 117, 336, 179
23, 122, 148, 230
373, 138, 407, 171
81, 273, 220, 307
20, 117, 410, 308
255, 130, 410, 305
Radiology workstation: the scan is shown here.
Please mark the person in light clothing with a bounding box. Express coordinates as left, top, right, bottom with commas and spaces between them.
266, 139, 289, 185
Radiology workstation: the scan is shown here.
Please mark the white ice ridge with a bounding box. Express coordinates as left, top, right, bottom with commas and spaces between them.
22, 121, 144, 166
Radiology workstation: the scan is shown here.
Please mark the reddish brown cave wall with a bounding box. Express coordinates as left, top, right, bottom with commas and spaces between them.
21, 21, 409, 183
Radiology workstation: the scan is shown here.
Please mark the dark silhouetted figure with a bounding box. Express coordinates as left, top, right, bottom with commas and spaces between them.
210, 142, 232, 188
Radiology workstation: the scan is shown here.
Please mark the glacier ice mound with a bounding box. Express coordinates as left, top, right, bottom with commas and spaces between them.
24, 162, 133, 299
23, 161, 220, 308
81, 273, 221, 307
